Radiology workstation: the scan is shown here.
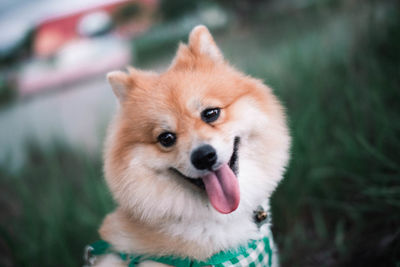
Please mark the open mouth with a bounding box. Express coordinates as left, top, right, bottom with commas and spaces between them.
170, 136, 241, 190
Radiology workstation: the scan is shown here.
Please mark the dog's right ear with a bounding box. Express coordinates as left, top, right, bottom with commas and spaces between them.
108, 68, 157, 101
107, 70, 132, 101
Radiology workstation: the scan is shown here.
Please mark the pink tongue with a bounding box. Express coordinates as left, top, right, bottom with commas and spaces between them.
201, 163, 240, 214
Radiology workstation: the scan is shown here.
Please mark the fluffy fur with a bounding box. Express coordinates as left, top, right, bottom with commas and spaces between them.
96, 25, 290, 266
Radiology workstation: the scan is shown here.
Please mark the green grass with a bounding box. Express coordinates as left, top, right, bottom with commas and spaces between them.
260, 3, 400, 266
0, 143, 114, 266
1, 1, 399, 266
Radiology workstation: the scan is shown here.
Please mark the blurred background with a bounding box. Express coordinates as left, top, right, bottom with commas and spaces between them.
0, 0, 399, 266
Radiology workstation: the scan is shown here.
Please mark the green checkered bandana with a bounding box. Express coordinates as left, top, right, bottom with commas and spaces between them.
212, 234, 273, 267
86, 226, 274, 267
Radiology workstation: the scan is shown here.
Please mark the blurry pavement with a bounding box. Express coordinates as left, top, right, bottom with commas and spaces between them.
0, 77, 115, 171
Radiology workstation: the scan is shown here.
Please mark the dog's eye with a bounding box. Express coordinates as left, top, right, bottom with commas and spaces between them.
201, 108, 220, 123
157, 132, 176, 147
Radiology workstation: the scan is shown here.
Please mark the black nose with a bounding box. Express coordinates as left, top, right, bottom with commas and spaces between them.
191, 145, 217, 170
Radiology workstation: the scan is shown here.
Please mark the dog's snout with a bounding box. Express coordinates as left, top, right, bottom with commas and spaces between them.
191, 145, 217, 170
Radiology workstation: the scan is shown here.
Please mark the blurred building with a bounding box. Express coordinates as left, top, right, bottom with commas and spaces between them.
0, 0, 158, 95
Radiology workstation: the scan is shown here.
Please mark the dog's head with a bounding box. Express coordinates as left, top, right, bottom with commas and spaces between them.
104, 26, 290, 223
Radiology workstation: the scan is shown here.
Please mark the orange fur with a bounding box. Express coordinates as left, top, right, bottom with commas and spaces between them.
97, 25, 290, 267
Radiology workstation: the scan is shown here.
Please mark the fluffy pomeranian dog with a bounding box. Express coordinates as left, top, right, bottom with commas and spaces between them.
92, 25, 290, 267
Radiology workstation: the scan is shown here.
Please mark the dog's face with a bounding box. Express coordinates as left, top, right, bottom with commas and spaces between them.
104, 26, 290, 223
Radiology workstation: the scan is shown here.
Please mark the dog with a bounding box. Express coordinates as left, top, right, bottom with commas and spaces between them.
89, 25, 290, 267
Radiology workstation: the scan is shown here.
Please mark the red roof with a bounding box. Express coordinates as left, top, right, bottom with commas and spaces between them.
34, 0, 158, 57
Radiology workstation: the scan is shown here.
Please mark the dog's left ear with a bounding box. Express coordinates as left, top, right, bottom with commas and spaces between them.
170, 25, 223, 70
188, 25, 223, 62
